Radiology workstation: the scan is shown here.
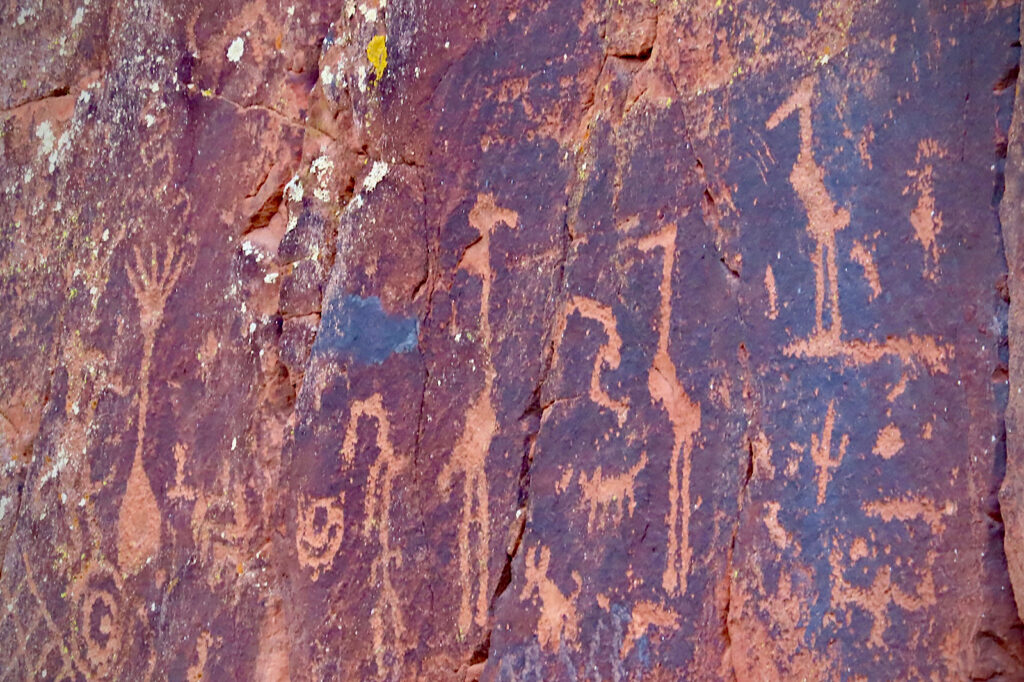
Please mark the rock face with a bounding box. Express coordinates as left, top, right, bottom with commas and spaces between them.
2, 0, 1023, 679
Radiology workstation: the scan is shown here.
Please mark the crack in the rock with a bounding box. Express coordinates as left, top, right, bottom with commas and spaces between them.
694, 157, 740, 282
686, 133, 759, 682
466, 135, 579, 670
0, 85, 73, 115
990, 7, 1024, 678
613, 44, 654, 62
409, 166, 435, 475
996, 63, 1020, 95
202, 91, 338, 142
721, 435, 754, 682
685, 131, 761, 682
242, 177, 289, 237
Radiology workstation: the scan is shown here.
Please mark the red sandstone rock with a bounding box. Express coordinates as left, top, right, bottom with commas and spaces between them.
2, 0, 1023, 680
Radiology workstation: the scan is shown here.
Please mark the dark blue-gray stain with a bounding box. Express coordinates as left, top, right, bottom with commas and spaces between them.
314, 294, 419, 364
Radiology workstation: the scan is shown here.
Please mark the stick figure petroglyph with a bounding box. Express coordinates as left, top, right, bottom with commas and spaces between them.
439, 193, 518, 635
341, 394, 410, 675
638, 224, 702, 597
767, 77, 849, 345
765, 78, 951, 373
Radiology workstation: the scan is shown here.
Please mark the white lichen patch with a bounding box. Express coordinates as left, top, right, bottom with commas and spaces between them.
50, 130, 72, 173
227, 37, 245, 63
363, 160, 389, 192
16, 5, 36, 25
321, 64, 336, 88
241, 240, 267, 263
284, 174, 304, 203
311, 155, 335, 202
39, 446, 70, 487
71, 7, 85, 29
35, 121, 55, 158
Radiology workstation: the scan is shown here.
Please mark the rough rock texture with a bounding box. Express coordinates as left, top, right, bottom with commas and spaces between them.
2, 0, 1024, 679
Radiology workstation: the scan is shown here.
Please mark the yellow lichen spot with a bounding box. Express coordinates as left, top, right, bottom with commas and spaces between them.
367, 34, 388, 82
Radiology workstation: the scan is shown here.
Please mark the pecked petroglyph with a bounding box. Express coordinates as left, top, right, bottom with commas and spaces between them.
827, 492, 952, 647
439, 193, 519, 635
118, 242, 185, 576
872, 423, 904, 460
849, 241, 882, 301
295, 493, 346, 581
557, 452, 648, 533
339, 394, 410, 675
70, 559, 127, 679
764, 264, 780, 319
904, 139, 946, 281
767, 77, 849, 346
551, 296, 629, 425
1, 546, 131, 680
520, 545, 582, 653
619, 600, 679, 659
186, 631, 215, 682
767, 78, 951, 373
0, 365, 153, 681
811, 400, 848, 505
638, 223, 702, 597
829, 534, 938, 649
0, 548, 77, 680
863, 495, 954, 535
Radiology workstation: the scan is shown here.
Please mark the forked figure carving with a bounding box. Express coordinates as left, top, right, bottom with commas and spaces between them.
811, 400, 848, 505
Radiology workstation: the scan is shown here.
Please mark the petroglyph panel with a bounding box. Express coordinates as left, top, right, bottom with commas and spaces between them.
0, 0, 1019, 680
